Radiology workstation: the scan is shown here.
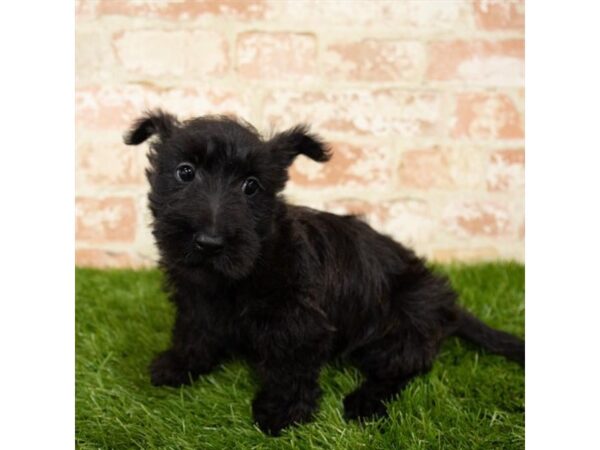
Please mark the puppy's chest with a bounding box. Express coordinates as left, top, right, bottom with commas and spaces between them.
227, 286, 304, 355
230, 287, 289, 325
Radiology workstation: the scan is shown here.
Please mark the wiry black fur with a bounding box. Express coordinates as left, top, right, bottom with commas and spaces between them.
125, 110, 525, 435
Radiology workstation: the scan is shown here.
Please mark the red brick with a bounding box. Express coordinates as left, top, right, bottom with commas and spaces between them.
76, 29, 117, 84
443, 200, 512, 238
273, 1, 470, 30
76, 85, 250, 131
405, 0, 473, 30
427, 40, 524, 85
398, 147, 483, 190
76, 197, 137, 243
113, 30, 228, 78
432, 247, 500, 262
519, 220, 525, 240
324, 39, 425, 82
236, 32, 317, 80
76, 86, 138, 131
272, 1, 407, 27
486, 149, 525, 191
323, 198, 434, 245
75, 249, 138, 268
265, 90, 444, 137
289, 141, 392, 190
76, 138, 146, 188
97, 0, 268, 20
399, 149, 452, 189
379, 198, 435, 245
474, 0, 525, 30
75, 0, 97, 19
452, 92, 523, 139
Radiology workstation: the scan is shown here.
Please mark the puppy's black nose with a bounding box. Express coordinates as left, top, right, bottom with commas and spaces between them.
194, 233, 225, 254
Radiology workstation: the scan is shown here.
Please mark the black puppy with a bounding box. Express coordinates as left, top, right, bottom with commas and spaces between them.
124, 110, 524, 435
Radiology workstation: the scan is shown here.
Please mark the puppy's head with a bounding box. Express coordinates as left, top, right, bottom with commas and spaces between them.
125, 110, 330, 280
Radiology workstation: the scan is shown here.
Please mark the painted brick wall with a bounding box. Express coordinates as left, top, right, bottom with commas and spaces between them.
75, 0, 525, 268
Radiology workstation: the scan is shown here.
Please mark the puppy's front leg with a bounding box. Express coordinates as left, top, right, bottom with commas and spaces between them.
252, 362, 322, 436
150, 296, 225, 387
249, 301, 333, 435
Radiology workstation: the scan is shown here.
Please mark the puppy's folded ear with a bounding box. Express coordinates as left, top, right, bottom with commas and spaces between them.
267, 125, 331, 168
123, 109, 178, 145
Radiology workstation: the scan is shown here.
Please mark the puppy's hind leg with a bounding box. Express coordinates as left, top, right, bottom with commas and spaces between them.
344, 334, 435, 421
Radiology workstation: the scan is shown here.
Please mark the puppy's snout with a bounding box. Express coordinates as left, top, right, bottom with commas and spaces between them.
194, 233, 225, 255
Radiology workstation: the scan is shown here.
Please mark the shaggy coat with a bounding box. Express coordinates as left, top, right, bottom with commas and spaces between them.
125, 111, 524, 435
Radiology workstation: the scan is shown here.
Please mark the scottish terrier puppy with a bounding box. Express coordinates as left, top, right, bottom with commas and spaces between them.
125, 110, 524, 435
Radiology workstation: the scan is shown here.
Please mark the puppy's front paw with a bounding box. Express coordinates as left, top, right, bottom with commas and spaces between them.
252, 390, 315, 436
343, 388, 388, 422
149, 350, 192, 387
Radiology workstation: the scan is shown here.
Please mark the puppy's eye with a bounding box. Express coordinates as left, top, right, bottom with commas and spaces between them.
175, 163, 195, 183
242, 176, 261, 197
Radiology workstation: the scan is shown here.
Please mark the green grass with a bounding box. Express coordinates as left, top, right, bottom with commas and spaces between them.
76, 263, 524, 450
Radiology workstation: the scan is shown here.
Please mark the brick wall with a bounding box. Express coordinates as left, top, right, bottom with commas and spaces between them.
75, 0, 525, 268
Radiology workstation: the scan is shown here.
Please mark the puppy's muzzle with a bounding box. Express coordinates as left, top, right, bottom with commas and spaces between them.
194, 233, 225, 255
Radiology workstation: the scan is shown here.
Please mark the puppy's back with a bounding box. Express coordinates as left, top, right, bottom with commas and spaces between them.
286, 206, 428, 320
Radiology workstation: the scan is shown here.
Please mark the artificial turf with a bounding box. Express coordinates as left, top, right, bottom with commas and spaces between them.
76, 262, 525, 449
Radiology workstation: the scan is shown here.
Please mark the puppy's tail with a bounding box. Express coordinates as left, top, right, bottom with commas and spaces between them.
454, 309, 524, 366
